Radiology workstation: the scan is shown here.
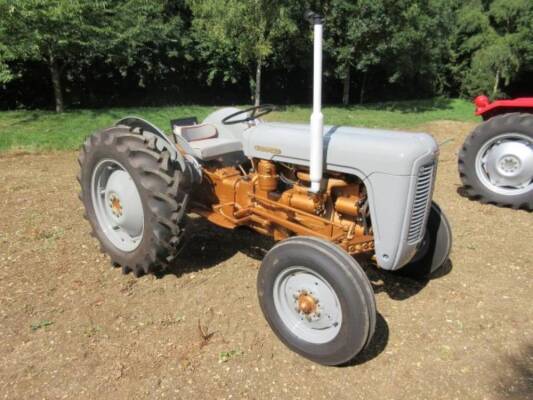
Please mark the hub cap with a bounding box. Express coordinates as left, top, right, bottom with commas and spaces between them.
91, 159, 144, 252
273, 266, 342, 344
475, 133, 533, 196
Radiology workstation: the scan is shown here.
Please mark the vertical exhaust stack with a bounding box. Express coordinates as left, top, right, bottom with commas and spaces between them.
306, 11, 324, 193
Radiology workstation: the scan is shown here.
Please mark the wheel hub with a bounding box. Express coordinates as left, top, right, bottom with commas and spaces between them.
273, 267, 342, 344
297, 291, 318, 315
109, 193, 123, 217
476, 134, 533, 195
498, 155, 520, 174
91, 160, 144, 252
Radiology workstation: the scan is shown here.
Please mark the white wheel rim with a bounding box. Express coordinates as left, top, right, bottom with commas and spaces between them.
475, 133, 533, 196
91, 159, 144, 252
273, 266, 342, 344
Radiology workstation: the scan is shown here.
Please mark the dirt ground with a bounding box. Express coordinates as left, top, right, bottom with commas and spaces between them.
0, 121, 532, 400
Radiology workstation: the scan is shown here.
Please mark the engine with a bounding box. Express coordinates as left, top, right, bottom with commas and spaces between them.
192, 159, 375, 256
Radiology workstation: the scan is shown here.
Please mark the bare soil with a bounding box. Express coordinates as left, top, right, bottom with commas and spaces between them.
0, 121, 532, 400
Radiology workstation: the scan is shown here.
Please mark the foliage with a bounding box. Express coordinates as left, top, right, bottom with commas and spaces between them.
453, 0, 533, 98
187, 0, 298, 104
324, 0, 389, 104
102, 0, 186, 87
0, 0, 532, 110
0, 1, 108, 63
0, 0, 184, 111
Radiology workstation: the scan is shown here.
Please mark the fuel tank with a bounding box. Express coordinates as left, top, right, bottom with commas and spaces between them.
243, 122, 438, 177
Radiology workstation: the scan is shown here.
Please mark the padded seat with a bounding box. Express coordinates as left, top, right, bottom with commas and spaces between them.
173, 123, 243, 160
188, 137, 242, 160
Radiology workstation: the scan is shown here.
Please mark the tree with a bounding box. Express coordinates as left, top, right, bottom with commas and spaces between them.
452, 0, 533, 98
188, 0, 297, 106
324, 0, 454, 104
325, 0, 390, 105
0, 1, 112, 112
0, 0, 184, 112
381, 0, 456, 98
102, 0, 186, 91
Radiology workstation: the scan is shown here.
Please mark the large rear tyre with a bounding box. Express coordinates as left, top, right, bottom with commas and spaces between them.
458, 113, 533, 210
78, 126, 190, 277
396, 202, 452, 278
257, 237, 376, 366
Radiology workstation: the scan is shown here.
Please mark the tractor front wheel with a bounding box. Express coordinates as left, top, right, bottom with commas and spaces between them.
78, 126, 190, 276
257, 237, 376, 365
396, 202, 452, 279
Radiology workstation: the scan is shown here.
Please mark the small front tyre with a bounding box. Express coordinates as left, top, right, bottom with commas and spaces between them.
257, 237, 376, 365
396, 202, 452, 279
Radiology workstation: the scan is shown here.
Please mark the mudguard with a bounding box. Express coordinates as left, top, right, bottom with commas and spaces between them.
474, 96, 533, 118
115, 117, 185, 169
115, 116, 203, 183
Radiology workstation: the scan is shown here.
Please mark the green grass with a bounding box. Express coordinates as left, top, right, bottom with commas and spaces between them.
0, 98, 477, 152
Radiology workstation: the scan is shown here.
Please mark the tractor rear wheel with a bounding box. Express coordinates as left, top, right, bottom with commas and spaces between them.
257, 237, 376, 365
78, 126, 190, 276
458, 113, 533, 210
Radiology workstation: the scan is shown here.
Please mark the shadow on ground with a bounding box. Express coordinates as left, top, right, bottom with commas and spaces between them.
160, 216, 275, 278
364, 259, 453, 301
6, 112, 42, 126
496, 344, 533, 399
162, 215, 452, 302
345, 313, 390, 366
456, 185, 533, 213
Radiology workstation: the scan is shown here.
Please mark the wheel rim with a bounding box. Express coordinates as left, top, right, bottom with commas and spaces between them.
91, 159, 144, 252
273, 266, 342, 344
475, 133, 533, 196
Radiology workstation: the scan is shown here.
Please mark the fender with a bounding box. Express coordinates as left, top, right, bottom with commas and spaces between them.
115, 116, 186, 169
474, 96, 533, 119
115, 116, 203, 184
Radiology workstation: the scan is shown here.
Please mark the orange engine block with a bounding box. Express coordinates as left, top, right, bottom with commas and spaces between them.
191, 160, 374, 255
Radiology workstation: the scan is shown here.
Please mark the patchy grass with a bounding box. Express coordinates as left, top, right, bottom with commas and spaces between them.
270, 98, 477, 128
218, 349, 243, 363
30, 320, 54, 331
0, 98, 477, 152
0, 105, 217, 152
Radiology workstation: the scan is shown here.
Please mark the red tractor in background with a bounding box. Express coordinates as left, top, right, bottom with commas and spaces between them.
458, 96, 533, 210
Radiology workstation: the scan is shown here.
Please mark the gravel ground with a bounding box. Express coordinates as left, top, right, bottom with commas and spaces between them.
0, 121, 532, 400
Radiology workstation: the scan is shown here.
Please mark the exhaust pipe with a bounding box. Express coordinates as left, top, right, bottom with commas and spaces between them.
306, 11, 324, 193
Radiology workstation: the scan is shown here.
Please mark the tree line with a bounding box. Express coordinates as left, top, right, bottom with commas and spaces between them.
0, 0, 532, 112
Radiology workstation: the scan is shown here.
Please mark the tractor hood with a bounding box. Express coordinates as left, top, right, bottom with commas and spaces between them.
243, 122, 438, 177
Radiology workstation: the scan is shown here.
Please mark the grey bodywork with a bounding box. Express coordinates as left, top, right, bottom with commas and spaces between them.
118, 108, 439, 271
205, 108, 439, 271
242, 121, 438, 270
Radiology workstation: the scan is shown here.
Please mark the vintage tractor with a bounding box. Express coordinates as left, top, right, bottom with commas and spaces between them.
78, 13, 452, 365
458, 96, 533, 210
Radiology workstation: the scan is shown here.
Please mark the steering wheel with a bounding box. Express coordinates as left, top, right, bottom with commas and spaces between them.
222, 104, 274, 125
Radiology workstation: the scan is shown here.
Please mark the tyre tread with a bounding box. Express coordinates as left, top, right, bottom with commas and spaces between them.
78, 126, 190, 277
458, 113, 533, 210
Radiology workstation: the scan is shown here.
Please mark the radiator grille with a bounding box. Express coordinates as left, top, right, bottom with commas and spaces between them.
407, 164, 435, 244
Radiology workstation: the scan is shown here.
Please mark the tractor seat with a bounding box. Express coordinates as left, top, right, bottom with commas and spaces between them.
173, 123, 242, 160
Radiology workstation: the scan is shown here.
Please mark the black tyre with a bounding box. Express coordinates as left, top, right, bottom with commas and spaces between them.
78, 126, 190, 276
458, 113, 533, 210
257, 236, 376, 365
397, 202, 452, 278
